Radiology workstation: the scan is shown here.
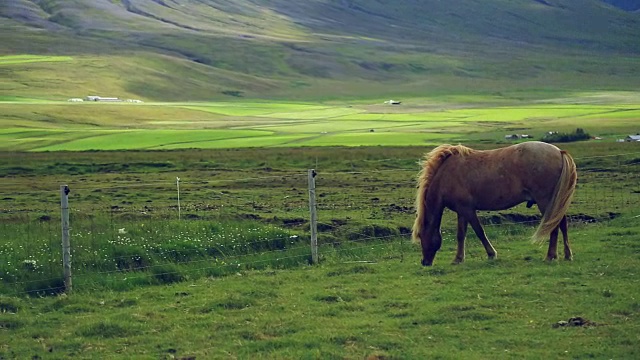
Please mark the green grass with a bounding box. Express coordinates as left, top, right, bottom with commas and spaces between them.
1, 216, 639, 358
0, 55, 74, 65
32, 129, 274, 151
301, 132, 454, 146
1, 142, 638, 295
0, 135, 638, 358
1, 91, 639, 151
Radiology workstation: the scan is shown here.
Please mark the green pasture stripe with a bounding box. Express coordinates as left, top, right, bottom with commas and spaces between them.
301, 131, 454, 146
179, 103, 326, 116
30, 129, 272, 151
156, 134, 313, 149
333, 105, 630, 123
257, 107, 364, 119
436, 105, 622, 122
572, 108, 640, 120
0, 97, 51, 103
249, 120, 426, 133
0, 55, 74, 65
0, 128, 35, 135
335, 112, 472, 121
1, 97, 639, 151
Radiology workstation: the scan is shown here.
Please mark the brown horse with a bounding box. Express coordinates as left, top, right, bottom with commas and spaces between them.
412, 141, 577, 266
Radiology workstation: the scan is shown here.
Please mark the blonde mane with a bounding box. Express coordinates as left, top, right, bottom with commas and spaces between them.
412, 144, 472, 243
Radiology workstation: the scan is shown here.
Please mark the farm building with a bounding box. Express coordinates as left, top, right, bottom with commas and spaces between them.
85, 96, 122, 102
384, 100, 402, 105
67, 98, 83, 102
504, 134, 531, 140
626, 135, 640, 142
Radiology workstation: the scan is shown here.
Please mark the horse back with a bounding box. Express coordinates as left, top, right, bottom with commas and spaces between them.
433, 142, 564, 211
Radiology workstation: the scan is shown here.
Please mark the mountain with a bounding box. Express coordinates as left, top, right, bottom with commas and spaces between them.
1, 0, 639, 100
602, 0, 640, 11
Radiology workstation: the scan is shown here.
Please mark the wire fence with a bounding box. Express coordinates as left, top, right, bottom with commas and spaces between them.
1, 151, 639, 296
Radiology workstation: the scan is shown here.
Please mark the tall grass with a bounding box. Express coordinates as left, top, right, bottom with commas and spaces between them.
0, 215, 322, 294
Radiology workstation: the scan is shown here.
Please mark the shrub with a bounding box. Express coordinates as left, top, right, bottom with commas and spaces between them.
24, 277, 66, 297
113, 247, 152, 271
151, 264, 185, 284
542, 128, 590, 143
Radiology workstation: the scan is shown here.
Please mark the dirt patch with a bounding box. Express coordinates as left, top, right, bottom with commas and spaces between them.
382, 203, 412, 213
481, 213, 540, 225
570, 212, 620, 223
553, 316, 598, 328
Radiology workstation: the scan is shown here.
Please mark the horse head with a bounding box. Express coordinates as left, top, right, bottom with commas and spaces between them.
419, 226, 442, 266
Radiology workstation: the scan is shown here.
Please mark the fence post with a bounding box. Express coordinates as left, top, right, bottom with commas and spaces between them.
308, 169, 318, 264
60, 185, 72, 293
176, 177, 181, 220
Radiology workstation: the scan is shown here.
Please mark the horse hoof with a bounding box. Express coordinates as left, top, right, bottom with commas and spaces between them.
451, 258, 464, 265
545, 256, 557, 262
421, 259, 433, 266
564, 256, 573, 261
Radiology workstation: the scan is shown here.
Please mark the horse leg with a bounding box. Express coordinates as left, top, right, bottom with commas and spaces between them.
453, 215, 468, 264
535, 200, 561, 261
464, 210, 497, 259
559, 216, 572, 260
546, 225, 559, 261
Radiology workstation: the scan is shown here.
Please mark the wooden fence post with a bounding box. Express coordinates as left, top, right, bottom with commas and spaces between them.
176, 177, 181, 220
60, 185, 72, 292
308, 169, 318, 264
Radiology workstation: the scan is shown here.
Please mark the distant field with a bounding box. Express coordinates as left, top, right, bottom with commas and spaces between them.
0, 92, 639, 151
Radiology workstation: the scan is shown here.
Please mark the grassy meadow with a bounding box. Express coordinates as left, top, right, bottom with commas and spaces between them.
1, 137, 639, 358
3, 1, 640, 356
1, 216, 639, 359
1, 85, 640, 358
1, 91, 640, 151
0, 141, 640, 359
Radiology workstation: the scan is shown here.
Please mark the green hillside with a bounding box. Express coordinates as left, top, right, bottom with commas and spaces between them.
1, 0, 639, 100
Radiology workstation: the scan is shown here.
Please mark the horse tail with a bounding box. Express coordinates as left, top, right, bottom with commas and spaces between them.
532, 150, 577, 243
412, 160, 430, 244
412, 144, 470, 244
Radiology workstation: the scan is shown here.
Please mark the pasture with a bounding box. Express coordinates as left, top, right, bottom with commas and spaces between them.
1, 213, 639, 358
1, 91, 640, 151
1, 92, 640, 358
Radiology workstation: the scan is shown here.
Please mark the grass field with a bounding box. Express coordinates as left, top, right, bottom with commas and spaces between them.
1, 148, 639, 358
1, 91, 639, 151
1, 215, 639, 358
1, 91, 639, 358
3, 1, 640, 356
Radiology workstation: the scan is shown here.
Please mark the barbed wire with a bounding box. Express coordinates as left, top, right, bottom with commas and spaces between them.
1, 150, 638, 189
1, 155, 638, 295
3, 211, 638, 296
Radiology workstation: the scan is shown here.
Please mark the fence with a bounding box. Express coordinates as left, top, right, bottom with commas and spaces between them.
1, 152, 639, 296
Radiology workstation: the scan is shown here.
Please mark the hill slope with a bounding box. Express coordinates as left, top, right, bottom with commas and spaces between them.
1, 0, 639, 100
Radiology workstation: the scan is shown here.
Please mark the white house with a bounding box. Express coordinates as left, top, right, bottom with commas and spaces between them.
625, 135, 640, 142
85, 96, 121, 102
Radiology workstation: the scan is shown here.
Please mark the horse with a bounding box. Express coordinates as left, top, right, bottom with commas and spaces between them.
411, 141, 577, 266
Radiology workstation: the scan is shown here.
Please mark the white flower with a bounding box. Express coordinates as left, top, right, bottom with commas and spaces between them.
22, 259, 38, 271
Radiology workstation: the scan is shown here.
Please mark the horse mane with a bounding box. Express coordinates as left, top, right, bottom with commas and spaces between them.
412, 144, 472, 243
